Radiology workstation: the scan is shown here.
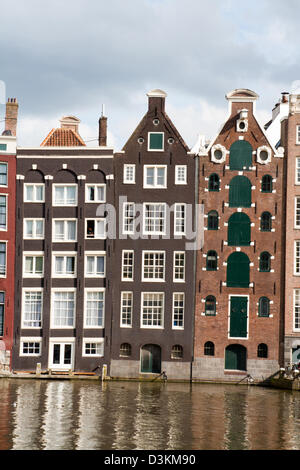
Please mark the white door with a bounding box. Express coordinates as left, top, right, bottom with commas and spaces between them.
49, 341, 74, 370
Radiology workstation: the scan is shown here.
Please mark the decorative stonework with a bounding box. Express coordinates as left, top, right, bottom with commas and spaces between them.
257, 145, 271, 164
211, 144, 227, 164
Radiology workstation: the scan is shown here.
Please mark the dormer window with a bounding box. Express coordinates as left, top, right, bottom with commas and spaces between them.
148, 132, 164, 151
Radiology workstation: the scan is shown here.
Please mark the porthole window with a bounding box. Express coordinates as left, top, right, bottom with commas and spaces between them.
168, 137, 174, 144
153, 118, 160, 126
211, 144, 226, 164
138, 137, 144, 144
257, 146, 271, 165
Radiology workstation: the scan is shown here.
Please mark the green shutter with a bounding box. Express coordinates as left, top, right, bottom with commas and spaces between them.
149, 133, 163, 150
228, 212, 251, 246
227, 252, 250, 287
229, 296, 248, 337
229, 176, 251, 207
225, 344, 247, 370
229, 140, 252, 170
0, 144, 7, 151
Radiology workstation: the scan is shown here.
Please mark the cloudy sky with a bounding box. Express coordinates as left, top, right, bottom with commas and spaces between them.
0, 0, 299, 150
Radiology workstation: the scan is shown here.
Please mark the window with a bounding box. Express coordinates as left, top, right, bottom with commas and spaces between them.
207, 211, 219, 230
175, 165, 187, 184
53, 220, 77, 242
86, 219, 106, 239
0, 144, 7, 152
52, 253, 76, 277
295, 241, 300, 275
261, 212, 272, 231
51, 290, 75, 328
144, 165, 167, 188
205, 296, 216, 316
261, 175, 272, 193
84, 289, 105, 328
297, 125, 300, 144
85, 253, 105, 277
172, 292, 184, 329
53, 185, 77, 206
204, 341, 215, 356
0, 242, 6, 277
24, 219, 44, 239
297, 158, 300, 184
120, 292, 133, 327
141, 292, 164, 328
259, 252, 271, 272
174, 203, 186, 235
143, 203, 166, 235
258, 297, 270, 317
229, 176, 252, 207
22, 290, 43, 328
294, 289, 300, 330
208, 174, 220, 192
20, 338, 42, 356
83, 339, 104, 357
0, 292, 4, 336
257, 343, 268, 358
173, 252, 185, 282
148, 132, 164, 151
23, 254, 44, 277
122, 250, 134, 281
296, 198, 300, 228
171, 345, 183, 359
142, 251, 165, 281
206, 250, 218, 271
0, 195, 7, 230
123, 202, 135, 234
229, 140, 252, 170
123, 164, 136, 184
24, 184, 45, 202
85, 184, 106, 202
120, 343, 131, 357
0, 163, 7, 186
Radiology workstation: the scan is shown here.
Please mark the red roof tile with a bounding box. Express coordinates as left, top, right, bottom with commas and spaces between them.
40, 128, 86, 147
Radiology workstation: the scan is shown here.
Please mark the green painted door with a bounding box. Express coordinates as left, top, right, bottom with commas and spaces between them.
228, 212, 251, 246
227, 252, 250, 287
229, 296, 248, 338
141, 345, 161, 373
229, 140, 252, 170
229, 176, 252, 208
225, 344, 247, 370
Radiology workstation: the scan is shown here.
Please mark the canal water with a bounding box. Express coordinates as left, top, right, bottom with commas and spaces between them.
0, 378, 300, 450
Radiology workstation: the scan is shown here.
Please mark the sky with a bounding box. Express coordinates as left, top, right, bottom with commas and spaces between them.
0, 0, 299, 150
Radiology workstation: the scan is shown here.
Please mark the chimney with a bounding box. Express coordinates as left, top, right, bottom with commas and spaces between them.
99, 105, 107, 146
281, 92, 289, 103
4, 98, 18, 136
146, 89, 167, 115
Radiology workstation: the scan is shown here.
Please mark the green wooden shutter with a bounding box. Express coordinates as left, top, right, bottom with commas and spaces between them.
229, 140, 252, 170
225, 344, 247, 370
227, 252, 250, 287
149, 133, 164, 150
228, 212, 251, 246
229, 296, 248, 337
229, 176, 251, 207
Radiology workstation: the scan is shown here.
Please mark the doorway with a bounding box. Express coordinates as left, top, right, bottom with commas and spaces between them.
140, 344, 161, 374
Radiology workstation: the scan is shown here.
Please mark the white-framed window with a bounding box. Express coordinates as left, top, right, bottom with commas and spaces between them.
53, 184, 77, 206
53, 219, 77, 242
294, 289, 300, 330
52, 252, 77, 278
0, 242, 6, 277
0, 291, 5, 336
123, 202, 135, 234
122, 250, 134, 281
297, 125, 300, 145
142, 251, 165, 282
85, 252, 105, 277
23, 253, 44, 277
24, 219, 44, 239
85, 219, 106, 239
0, 163, 8, 187
82, 338, 104, 357
120, 291, 133, 327
20, 337, 42, 356
175, 165, 187, 185
148, 132, 164, 151
144, 165, 167, 188
143, 203, 166, 235
174, 203, 186, 235
51, 289, 76, 328
0, 194, 7, 231
296, 158, 300, 185
295, 198, 300, 228
123, 164, 136, 184
24, 184, 45, 203
173, 251, 185, 282
84, 288, 105, 328
85, 184, 106, 203
295, 241, 300, 275
22, 289, 43, 328
172, 292, 185, 329
141, 292, 164, 328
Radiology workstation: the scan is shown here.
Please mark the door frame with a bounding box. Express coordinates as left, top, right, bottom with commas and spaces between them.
140, 344, 162, 374
48, 337, 75, 371
228, 295, 249, 340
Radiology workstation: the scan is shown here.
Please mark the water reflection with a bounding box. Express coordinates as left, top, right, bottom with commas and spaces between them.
0, 379, 300, 450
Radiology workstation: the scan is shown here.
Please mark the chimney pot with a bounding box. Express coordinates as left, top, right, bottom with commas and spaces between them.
99, 107, 107, 146
4, 97, 18, 136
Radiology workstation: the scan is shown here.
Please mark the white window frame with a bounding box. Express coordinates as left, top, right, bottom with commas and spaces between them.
0, 194, 7, 231
174, 203, 186, 236
175, 165, 187, 185
295, 198, 300, 229
142, 250, 165, 282
0, 241, 7, 278
295, 241, 300, 276
24, 183, 45, 203
121, 250, 134, 281
123, 202, 135, 235
123, 164, 136, 184
143, 165, 167, 188
84, 252, 106, 278
52, 252, 77, 278
85, 184, 106, 203
173, 251, 185, 282
50, 288, 76, 329
21, 288, 43, 329
297, 125, 300, 145
120, 291, 133, 328
296, 158, 300, 185
23, 252, 44, 278
84, 288, 105, 329
143, 202, 166, 235
52, 219, 77, 242
52, 184, 78, 207
140, 292, 164, 329
172, 292, 185, 330
23, 218, 45, 240
0, 162, 8, 187
85, 218, 106, 239
294, 289, 300, 331
20, 337, 42, 357
147, 132, 164, 152
82, 338, 104, 357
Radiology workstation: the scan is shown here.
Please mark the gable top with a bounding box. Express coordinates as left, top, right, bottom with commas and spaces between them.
226, 89, 259, 102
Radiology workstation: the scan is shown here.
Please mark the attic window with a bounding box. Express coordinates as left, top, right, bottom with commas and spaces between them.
138, 137, 144, 144
153, 119, 160, 126
148, 132, 164, 151
257, 146, 271, 165
168, 137, 174, 144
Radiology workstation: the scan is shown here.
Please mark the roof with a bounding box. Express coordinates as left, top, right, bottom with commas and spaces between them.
40, 128, 86, 147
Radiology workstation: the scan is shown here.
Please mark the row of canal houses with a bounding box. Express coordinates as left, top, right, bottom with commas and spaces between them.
0, 87, 299, 382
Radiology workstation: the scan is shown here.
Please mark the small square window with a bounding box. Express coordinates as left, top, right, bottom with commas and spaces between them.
148, 132, 164, 151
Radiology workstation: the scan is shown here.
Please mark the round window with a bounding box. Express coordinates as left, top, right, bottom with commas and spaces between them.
168, 137, 174, 144
239, 121, 246, 130
260, 150, 269, 161
214, 149, 223, 160
137, 137, 144, 144
153, 119, 160, 126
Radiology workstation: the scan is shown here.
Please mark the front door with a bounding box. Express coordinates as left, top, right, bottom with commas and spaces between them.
140, 344, 161, 374
229, 296, 248, 338
225, 344, 247, 371
49, 342, 74, 370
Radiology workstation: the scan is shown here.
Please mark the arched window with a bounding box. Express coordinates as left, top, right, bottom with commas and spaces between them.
171, 345, 183, 359
204, 341, 215, 356
207, 210, 219, 230
229, 140, 252, 170
259, 252, 271, 272
227, 252, 250, 287
205, 296, 216, 316
229, 176, 252, 207
206, 250, 218, 271
261, 175, 272, 193
261, 212, 272, 231
208, 173, 220, 192
120, 343, 131, 357
257, 343, 268, 358
228, 212, 251, 246
258, 297, 270, 317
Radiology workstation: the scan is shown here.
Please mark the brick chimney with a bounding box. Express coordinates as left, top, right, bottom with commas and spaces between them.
4, 98, 18, 136
98, 105, 107, 146
147, 89, 167, 115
